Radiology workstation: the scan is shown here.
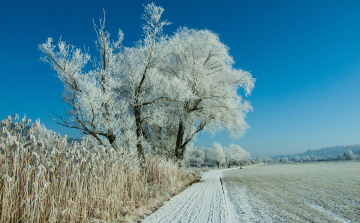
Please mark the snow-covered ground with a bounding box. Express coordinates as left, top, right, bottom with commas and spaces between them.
142, 162, 359, 222
142, 169, 233, 223
223, 162, 359, 222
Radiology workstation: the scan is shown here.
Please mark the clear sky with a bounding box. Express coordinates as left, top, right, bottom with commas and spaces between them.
1, 0, 359, 157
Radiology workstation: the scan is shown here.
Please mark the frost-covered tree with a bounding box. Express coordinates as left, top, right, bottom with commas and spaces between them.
213, 143, 225, 168
39, 3, 254, 164
256, 156, 266, 164
257, 156, 273, 165
344, 149, 355, 160
39, 4, 181, 163
292, 156, 300, 162
224, 146, 231, 168
264, 157, 271, 163
203, 147, 215, 164
183, 144, 205, 167
39, 15, 124, 150
224, 143, 250, 168
162, 28, 254, 160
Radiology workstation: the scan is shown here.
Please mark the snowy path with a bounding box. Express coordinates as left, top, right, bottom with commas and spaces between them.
142, 169, 234, 223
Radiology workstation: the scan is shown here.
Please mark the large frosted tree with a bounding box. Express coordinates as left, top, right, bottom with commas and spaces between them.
161, 28, 255, 160
39, 3, 254, 163
39, 4, 182, 162
39, 19, 125, 150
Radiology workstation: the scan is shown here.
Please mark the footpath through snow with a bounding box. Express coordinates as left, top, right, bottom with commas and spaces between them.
142, 169, 238, 223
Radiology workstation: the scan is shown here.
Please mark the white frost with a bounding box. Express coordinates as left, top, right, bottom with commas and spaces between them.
142, 170, 230, 223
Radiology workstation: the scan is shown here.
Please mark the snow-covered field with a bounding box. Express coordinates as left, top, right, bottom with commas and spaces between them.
223, 162, 360, 222
142, 162, 359, 222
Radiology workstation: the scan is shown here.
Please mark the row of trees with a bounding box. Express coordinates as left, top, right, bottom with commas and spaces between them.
277, 150, 358, 162
257, 149, 359, 164
184, 143, 251, 168
39, 3, 254, 164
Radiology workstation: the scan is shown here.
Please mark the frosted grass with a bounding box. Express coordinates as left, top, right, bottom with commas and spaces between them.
223, 162, 360, 222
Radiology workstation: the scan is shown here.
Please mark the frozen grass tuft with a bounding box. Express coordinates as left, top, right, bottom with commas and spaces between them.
0, 115, 198, 222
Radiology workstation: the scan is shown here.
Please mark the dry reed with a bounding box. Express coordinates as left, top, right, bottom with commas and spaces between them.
0, 115, 197, 222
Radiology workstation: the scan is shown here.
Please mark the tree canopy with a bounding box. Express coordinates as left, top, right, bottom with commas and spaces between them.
39, 3, 254, 163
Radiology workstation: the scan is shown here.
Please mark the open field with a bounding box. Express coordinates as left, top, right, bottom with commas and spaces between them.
222, 162, 360, 222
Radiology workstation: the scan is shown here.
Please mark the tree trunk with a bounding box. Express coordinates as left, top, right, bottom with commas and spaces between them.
216, 161, 220, 169
107, 133, 118, 150
175, 121, 185, 160
134, 105, 146, 164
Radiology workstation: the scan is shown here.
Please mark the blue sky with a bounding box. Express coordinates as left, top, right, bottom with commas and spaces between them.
1, 0, 359, 157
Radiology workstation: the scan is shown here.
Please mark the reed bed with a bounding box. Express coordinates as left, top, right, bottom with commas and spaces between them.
0, 115, 197, 222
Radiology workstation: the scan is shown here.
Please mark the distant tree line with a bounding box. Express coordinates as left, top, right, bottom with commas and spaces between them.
183, 143, 252, 168
269, 149, 359, 164
272, 145, 360, 162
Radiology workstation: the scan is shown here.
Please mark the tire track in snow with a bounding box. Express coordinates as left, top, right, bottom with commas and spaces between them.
142, 170, 230, 223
